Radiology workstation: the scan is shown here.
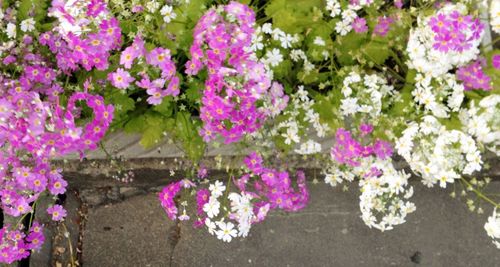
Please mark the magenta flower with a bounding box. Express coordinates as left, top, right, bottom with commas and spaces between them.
373, 139, 393, 159
359, 123, 374, 136
373, 16, 394, 37
456, 60, 492, 91
352, 17, 368, 33
108, 68, 134, 89
244, 152, 264, 174
492, 54, 500, 70
47, 204, 67, 221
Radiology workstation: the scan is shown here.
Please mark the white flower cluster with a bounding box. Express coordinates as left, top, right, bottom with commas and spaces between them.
202, 181, 239, 242
484, 208, 500, 249
359, 158, 415, 231
326, 0, 372, 36
324, 166, 355, 187
340, 71, 394, 118
250, 23, 311, 75
406, 3, 483, 77
490, 0, 500, 34
203, 183, 258, 242
324, 154, 415, 231
413, 73, 464, 118
227, 192, 255, 237
252, 23, 298, 52
396, 116, 482, 188
253, 86, 329, 154
460, 95, 500, 156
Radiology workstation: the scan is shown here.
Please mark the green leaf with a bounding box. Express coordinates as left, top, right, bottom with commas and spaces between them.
140, 126, 164, 148
124, 116, 147, 133
153, 97, 173, 117
362, 41, 390, 65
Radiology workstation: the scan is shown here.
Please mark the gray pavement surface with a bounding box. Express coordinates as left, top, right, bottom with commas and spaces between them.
78, 178, 500, 267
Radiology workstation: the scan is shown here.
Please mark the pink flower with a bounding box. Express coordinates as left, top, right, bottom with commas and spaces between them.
373, 139, 393, 159
492, 54, 500, 70
456, 60, 492, 91
373, 16, 394, 37
47, 204, 67, 221
352, 18, 368, 33
108, 68, 134, 89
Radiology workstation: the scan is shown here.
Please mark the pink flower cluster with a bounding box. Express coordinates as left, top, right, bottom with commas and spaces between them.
186, 2, 275, 144
236, 152, 309, 214
456, 60, 492, 91
429, 11, 484, 52
159, 181, 183, 220
41, 0, 122, 73
331, 126, 393, 167
0, 222, 44, 264
108, 35, 180, 104
0, 42, 113, 262
373, 16, 394, 37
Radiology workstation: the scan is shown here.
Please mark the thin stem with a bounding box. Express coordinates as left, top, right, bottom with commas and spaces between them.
461, 177, 500, 208
61, 222, 77, 267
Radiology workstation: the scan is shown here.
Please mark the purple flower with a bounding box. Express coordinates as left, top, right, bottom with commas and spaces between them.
47, 204, 67, 221
108, 68, 134, 89
456, 60, 492, 91
373, 139, 393, 160
373, 16, 394, 37
492, 54, 500, 70
352, 17, 368, 33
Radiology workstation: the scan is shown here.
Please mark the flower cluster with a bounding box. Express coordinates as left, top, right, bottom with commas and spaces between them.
109, 35, 180, 104
159, 152, 309, 242
0, 222, 44, 264
340, 70, 395, 119
407, 3, 484, 77
491, 1, 500, 34
456, 60, 492, 91
42, 0, 122, 72
413, 73, 464, 118
331, 127, 393, 167
396, 116, 482, 188
429, 10, 483, 53
253, 86, 328, 154
325, 127, 415, 231
327, 0, 376, 36
460, 95, 500, 156
187, 2, 275, 144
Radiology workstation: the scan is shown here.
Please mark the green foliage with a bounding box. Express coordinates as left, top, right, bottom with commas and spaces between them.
18, 0, 48, 26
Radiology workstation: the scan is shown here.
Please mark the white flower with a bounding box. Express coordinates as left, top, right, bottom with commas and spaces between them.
485, 208, 500, 249
205, 218, 217, 235
203, 197, 220, 218
278, 32, 295, 49
295, 140, 321, 155
335, 20, 352, 36
264, 48, 283, 67
216, 221, 238, 242
6, 23, 16, 39
326, 0, 341, 17
146, 1, 160, 12
261, 23, 273, 34
160, 5, 176, 23
340, 97, 359, 116
313, 36, 326, 46
20, 18, 35, 32
209, 180, 226, 197
282, 126, 300, 145
0, 8, 4, 20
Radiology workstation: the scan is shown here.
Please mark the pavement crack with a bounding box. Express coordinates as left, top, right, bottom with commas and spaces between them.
167, 222, 181, 267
